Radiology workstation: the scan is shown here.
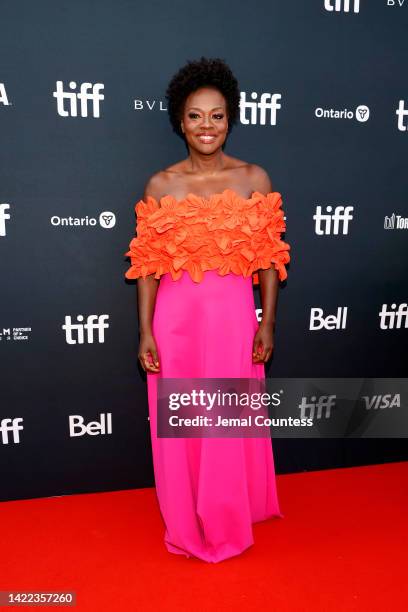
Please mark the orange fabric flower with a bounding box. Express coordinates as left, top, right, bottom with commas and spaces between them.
123, 188, 291, 285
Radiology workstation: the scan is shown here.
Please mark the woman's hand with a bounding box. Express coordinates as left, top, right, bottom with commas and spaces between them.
138, 332, 160, 373
252, 323, 274, 364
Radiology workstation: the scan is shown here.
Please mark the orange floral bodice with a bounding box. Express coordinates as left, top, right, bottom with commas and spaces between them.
124, 188, 291, 285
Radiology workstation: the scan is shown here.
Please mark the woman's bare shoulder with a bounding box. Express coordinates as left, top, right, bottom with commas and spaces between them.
141, 158, 273, 201
245, 163, 273, 194
142, 171, 169, 201
142, 161, 187, 201
225, 156, 274, 194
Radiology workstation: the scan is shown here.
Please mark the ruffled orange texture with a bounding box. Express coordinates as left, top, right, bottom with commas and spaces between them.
124, 188, 291, 285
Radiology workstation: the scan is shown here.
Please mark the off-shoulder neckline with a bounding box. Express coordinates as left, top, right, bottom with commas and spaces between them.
142, 188, 281, 206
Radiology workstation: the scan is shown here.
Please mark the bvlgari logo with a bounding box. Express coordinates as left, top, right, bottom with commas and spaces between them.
133, 98, 168, 111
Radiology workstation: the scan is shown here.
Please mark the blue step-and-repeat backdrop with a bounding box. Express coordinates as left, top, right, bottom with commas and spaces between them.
1, 0, 407, 501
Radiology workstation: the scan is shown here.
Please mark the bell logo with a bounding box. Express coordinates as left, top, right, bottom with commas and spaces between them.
310, 307, 348, 330
53, 81, 105, 118
324, 0, 360, 13
62, 314, 110, 344
69, 413, 112, 437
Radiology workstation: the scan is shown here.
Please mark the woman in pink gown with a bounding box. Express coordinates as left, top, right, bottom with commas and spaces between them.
124, 57, 291, 563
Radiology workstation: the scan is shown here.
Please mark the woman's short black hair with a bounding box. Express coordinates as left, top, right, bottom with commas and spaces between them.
165, 56, 240, 139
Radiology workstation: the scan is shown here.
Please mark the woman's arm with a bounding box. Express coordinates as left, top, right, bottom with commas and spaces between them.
136, 176, 163, 373
258, 267, 279, 331
249, 164, 280, 363
137, 276, 161, 372
252, 267, 279, 363
137, 276, 160, 336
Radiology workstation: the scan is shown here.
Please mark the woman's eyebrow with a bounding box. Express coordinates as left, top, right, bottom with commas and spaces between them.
186, 106, 225, 111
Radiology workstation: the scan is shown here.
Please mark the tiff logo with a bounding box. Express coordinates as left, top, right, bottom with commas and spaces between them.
324, 0, 360, 12
1, 418, 23, 444
62, 314, 109, 344
396, 100, 408, 131
240, 92, 282, 125
314, 205, 354, 235
299, 396, 336, 420
53, 81, 104, 117
0, 203, 11, 236
379, 303, 408, 329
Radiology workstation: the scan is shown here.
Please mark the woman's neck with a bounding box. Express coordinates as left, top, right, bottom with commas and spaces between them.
187, 147, 227, 175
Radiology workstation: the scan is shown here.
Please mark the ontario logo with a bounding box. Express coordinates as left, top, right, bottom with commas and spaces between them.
315, 104, 370, 122
50, 211, 116, 228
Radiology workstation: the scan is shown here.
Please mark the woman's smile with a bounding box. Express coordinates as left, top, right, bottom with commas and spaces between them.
197, 133, 217, 144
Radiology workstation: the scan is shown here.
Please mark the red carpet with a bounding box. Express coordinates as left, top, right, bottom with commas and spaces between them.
2, 461, 406, 611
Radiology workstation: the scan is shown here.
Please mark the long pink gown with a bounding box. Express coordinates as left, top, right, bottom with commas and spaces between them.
147, 269, 284, 563
124, 189, 290, 563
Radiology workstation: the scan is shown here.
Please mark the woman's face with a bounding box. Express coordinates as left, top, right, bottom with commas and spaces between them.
180, 86, 229, 153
